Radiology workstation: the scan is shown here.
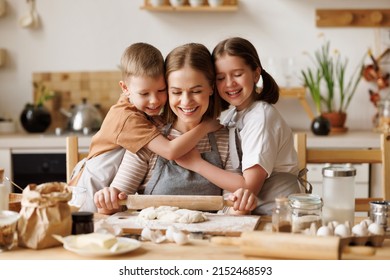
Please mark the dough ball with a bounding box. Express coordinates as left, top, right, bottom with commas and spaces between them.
138, 206, 157, 220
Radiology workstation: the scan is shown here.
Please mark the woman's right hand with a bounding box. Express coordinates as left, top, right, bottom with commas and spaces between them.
94, 187, 127, 214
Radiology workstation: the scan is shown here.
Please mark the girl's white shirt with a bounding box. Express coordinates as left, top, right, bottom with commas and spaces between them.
222, 101, 299, 178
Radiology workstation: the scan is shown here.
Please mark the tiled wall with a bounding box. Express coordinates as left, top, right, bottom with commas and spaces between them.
32, 71, 122, 132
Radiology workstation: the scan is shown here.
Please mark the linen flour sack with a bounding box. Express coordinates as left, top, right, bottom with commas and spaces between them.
17, 182, 72, 249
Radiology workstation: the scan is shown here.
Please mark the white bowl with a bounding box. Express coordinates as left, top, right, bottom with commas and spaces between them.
189, 0, 204, 7
0, 121, 15, 134
207, 0, 223, 7
169, 0, 185, 7
149, 0, 165, 7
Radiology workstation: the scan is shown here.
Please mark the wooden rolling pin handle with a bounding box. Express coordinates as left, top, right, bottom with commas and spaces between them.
223, 199, 234, 207
210, 236, 241, 246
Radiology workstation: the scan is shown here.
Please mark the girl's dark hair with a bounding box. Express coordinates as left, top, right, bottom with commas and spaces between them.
164, 43, 221, 123
212, 37, 279, 110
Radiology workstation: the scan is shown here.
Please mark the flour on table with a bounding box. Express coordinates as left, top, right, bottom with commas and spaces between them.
138, 206, 207, 224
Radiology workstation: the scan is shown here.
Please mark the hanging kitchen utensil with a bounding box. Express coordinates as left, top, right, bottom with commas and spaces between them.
19, 0, 39, 29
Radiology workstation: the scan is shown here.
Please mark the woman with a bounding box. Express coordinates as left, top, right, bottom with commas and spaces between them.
175, 37, 302, 215
94, 43, 258, 214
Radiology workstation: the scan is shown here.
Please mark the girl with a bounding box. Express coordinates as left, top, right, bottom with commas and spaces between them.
176, 37, 302, 215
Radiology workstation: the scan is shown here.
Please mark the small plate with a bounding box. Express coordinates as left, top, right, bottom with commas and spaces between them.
63, 237, 141, 257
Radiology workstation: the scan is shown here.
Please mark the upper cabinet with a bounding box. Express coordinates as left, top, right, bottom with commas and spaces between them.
141, 0, 238, 12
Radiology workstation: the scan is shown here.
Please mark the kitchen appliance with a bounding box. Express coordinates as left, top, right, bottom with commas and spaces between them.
11, 153, 66, 192
61, 98, 103, 133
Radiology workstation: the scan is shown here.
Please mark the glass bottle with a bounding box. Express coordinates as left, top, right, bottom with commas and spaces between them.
322, 165, 356, 225
71, 211, 94, 235
0, 168, 10, 211
272, 197, 292, 232
288, 193, 323, 233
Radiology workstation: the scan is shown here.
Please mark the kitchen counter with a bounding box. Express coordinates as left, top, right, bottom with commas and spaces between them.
0, 132, 92, 182
0, 130, 383, 150
0, 132, 92, 151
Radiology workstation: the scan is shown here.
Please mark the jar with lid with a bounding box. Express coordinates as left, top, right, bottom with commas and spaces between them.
272, 197, 292, 232
288, 193, 323, 233
0, 168, 10, 211
376, 98, 390, 133
71, 211, 94, 235
322, 165, 356, 225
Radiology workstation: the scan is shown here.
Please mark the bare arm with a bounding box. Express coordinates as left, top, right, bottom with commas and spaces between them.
146, 118, 221, 160
175, 148, 267, 194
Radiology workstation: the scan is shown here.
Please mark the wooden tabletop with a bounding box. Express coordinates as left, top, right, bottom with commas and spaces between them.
1, 214, 389, 260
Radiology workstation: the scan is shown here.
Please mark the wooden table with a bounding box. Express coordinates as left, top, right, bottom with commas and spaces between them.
1, 215, 390, 260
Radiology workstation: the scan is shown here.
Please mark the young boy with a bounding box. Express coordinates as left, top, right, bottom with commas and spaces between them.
69, 42, 220, 212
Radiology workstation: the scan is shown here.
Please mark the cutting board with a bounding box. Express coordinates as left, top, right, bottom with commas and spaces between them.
105, 211, 261, 236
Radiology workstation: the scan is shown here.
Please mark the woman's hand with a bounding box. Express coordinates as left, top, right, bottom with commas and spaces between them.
94, 187, 127, 214
175, 148, 202, 171
228, 188, 258, 213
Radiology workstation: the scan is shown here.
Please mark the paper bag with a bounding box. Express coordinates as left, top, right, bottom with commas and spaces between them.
17, 182, 72, 249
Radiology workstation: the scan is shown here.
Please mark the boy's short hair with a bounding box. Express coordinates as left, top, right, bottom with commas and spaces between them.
120, 43, 165, 80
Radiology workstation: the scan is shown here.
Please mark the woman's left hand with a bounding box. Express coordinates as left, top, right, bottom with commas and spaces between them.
228, 188, 258, 212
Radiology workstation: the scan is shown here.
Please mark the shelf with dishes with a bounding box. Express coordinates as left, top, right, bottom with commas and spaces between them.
141, 0, 238, 12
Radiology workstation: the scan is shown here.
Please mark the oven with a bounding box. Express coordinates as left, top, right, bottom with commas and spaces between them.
11, 153, 66, 193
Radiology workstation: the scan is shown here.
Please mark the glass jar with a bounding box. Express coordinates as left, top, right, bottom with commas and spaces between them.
288, 193, 323, 233
322, 165, 356, 225
71, 211, 94, 235
272, 197, 292, 232
376, 98, 390, 133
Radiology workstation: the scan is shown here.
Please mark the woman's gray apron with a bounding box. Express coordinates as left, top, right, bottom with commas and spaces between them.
144, 124, 223, 195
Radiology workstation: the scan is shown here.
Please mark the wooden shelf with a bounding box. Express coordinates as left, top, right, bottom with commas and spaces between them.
316, 9, 390, 27
141, 0, 238, 12
280, 87, 315, 121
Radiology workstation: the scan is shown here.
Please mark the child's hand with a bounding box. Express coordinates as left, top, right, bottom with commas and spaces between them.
94, 187, 127, 212
202, 117, 222, 133
175, 148, 202, 171
228, 188, 258, 212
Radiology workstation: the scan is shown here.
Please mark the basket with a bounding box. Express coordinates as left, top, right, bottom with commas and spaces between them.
8, 193, 22, 212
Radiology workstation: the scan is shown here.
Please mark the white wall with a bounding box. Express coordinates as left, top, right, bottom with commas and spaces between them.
1, 0, 389, 131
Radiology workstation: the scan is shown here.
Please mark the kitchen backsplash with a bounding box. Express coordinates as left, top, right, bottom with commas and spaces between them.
32, 71, 122, 132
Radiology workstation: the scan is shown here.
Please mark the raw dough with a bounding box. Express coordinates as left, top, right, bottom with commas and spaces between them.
138, 206, 207, 224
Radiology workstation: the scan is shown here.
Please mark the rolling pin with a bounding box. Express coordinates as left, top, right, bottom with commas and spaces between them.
119, 195, 234, 211
211, 231, 376, 260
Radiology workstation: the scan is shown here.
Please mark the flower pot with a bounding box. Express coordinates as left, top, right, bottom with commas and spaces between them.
20, 104, 51, 133
311, 115, 331, 136
321, 112, 348, 133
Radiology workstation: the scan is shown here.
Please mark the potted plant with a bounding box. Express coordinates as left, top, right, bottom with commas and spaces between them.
301, 37, 365, 134
20, 82, 55, 133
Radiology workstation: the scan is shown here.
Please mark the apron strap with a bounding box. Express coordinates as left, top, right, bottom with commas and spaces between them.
297, 168, 313, 194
